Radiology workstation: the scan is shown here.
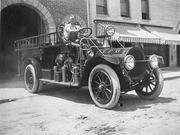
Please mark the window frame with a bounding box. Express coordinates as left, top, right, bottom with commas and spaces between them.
96, 0, 108, 15
120, 0, 130, 18
141, 0, 150, 20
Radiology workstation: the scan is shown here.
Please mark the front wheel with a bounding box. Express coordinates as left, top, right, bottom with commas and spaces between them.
135, 68, 164, 100
24, 64, 43, 93
88, 64, 121, 109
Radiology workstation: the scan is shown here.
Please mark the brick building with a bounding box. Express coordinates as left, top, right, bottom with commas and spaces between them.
0, 0, 180, 76
0, 0, 88, 75
88, 0, 180, 68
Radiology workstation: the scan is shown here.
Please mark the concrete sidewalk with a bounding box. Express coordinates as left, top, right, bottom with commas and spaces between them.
161, 67, 180, 80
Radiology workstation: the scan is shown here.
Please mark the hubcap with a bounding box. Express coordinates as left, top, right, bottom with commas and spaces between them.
99, 83, 106, 91
26, 68, 34, 90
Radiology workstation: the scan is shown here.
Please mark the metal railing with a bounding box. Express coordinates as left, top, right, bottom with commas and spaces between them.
14, 32, 59, 51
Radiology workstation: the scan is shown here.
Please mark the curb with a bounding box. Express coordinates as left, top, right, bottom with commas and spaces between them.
161, 67, 180, 80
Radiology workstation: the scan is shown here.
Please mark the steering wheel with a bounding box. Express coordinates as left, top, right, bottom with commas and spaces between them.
77, 27, 92, 38
56, 22, 64, 39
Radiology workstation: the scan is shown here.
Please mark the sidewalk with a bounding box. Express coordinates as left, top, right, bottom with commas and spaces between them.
161, 67, 180, 80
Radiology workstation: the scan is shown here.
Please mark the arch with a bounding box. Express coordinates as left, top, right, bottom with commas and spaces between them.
0, 0, 56, 76
1, 0, 56, 33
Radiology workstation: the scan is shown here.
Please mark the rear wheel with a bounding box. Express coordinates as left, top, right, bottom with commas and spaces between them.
88, 64, 121, 109
135, 68, 164, 99
24, 64, 43, 93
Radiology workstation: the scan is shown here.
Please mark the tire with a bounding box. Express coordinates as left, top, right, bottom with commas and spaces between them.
24, 64, 43, 93
88, 64, 121, 109
135, 68, 164, 100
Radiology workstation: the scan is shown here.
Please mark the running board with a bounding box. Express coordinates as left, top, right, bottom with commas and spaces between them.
39, 79, 79, 87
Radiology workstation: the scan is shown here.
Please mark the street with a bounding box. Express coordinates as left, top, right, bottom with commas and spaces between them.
0, 71, 180, 135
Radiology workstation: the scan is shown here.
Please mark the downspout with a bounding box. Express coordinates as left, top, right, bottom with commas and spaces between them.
87, 0, 90, 27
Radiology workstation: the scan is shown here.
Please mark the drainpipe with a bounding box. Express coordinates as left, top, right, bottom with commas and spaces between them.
87, 0, 90, 27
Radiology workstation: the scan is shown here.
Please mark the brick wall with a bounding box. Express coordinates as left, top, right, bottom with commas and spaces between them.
39, 0, 88, 26
149, 0, 180, 29
1, 0, 88, 33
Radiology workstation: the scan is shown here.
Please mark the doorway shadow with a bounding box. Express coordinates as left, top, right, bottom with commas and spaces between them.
0, 75, 24, 88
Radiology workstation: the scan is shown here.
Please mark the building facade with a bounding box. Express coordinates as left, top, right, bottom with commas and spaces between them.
0, 0, 180, 76
88, 0, 180, 68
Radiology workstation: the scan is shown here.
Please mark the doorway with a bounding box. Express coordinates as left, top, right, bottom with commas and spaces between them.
177, 46, 180, 67
0, 5, 45, 78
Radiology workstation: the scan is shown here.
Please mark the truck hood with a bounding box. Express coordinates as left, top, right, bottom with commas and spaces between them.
97, 47, 145, 65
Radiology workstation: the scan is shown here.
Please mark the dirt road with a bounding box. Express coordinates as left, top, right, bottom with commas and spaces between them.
0, 77, 180, 135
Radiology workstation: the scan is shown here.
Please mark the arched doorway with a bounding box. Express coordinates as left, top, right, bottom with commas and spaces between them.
0, 0, 56, 80
0, 5, 46, 78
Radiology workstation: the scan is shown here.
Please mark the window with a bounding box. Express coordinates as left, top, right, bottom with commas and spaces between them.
96, 0, 108, 15
120, 0, 130, 17
141, 0, 149, 19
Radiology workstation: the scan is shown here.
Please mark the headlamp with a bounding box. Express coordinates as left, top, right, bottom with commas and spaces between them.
149, 55, 159, 69
124, 55, 135, 70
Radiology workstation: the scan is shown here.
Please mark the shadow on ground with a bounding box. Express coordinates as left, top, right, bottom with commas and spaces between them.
0, 78, 176, 111
0, 98, 19, 104
114, 94, 176, 112
40, 84, 93, 105
40, 84, 176, 111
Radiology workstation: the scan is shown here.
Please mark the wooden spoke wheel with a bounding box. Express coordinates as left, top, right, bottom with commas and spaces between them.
88, 64, 121, 109
24, 64, 43, 93
135, 68, 164, 100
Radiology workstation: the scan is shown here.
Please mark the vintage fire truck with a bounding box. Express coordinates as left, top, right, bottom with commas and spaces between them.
14, 22, 164, 109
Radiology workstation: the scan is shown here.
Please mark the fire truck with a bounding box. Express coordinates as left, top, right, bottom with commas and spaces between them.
14, 23, 164, 109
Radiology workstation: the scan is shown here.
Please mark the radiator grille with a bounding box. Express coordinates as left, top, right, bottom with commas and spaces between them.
127, 48, 146, 77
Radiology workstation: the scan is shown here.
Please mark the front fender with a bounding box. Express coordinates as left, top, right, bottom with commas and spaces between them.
80, 56, 121, 86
